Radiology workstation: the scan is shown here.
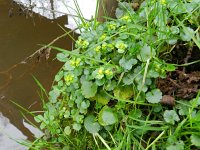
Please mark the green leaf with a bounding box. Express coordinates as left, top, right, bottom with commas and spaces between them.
164, 110, 180, 125
63, 61, 74, 71
166, 141, 184, 150
98, 106, 118, 126
80, 101, 90, 109
64, 126, 71, 135
95, 78, 105, 86
81, 81, 97, 98
165, 64, 176, 71
171, 26, 179, 34
73, 114, 84, 123
72, 123, 82, 131
128, 109, 142, 119
93, 90, 110, 105
49, 87, 60, 103
34, 115, 44, 123
55, 71, 64, 82
119, 57, 137, 71
115, 8, 124, 18
122, 73, 134, 85
105, 80, 117, 91
167, 39, 178, 45
180, 27, 195, 41
176, 100, 190, 116
40, 122, 46, 129
137, 44, 155, 62
191, 134, 200, 147
146, 89, 162, 103
58, 80, 63, 87
190, 97, 200, 107
114, 85, 134, 100
192, 111, 200, 122
56, 53, 69, 62
137, 83, 148, 92
153, 104, 162, 113
84, 115, 100, 134
148, 69, 160, 78
64, 110, 70, 118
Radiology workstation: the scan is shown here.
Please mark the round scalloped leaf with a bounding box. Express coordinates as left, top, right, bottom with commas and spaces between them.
137, 44, 155, 62
93, 90, 110, 105
164, 110, 180, 125
114, 85, 134, 100
98, 106, 118, 126
81, 81, 97, 98
191, 134, 200, 147
56, 53, 69, 62
64, 126, 71, 135
146, 89, 162, 104
84, 115, 100, 134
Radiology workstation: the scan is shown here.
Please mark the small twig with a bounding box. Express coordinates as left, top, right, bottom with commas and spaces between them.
168, 78, 181, 88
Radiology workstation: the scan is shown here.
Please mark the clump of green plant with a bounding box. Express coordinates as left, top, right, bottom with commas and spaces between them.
32, 0, 200, 149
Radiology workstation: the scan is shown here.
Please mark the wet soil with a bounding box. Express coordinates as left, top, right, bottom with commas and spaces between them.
158, 43, 200, 106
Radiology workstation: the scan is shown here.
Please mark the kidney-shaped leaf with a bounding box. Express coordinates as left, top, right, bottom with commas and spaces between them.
84, 115, 100, 134
146, 89, 162, 104
93, 90, 110, 105
81, 81, 97, 98
137, 44, 155, 62
114, 85, 134, 100
191, 134, 200, 147
164, 110, 180, 125
98, 106, 118, 126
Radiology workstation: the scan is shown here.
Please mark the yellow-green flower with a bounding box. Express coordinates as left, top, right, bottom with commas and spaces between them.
107, 23, 117, 30
105, 69, 112, 76
98, 68, 104, 75
119, 43, 126, 49
82, 40, 89, 49
64, 74, 74, 85
76, 38, 82, 46
70, 59, 76, 66
95, 45, 101, 52
161, 0, 166, 4
105, 69, 114, 79
70, 58, 81, 67
107, 44, 114, 50
94, 21, 100, 27
76, 38, 89, 49
84, 22, 90, 29
95, 67, 104, 79
75, 58, 81, 66
119, 25, 126, 31
121, 15, 131, 23
102, 43, 108, 51
100, 34, 107, 41
115, 41, 128, 53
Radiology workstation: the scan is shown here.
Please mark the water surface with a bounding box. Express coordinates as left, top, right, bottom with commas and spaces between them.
0, 0, 73, 149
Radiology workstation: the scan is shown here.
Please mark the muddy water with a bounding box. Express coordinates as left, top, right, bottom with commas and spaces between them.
0, 0, 73, 148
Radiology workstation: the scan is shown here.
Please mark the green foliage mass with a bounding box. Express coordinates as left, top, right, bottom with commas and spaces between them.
32, 0, 200, 149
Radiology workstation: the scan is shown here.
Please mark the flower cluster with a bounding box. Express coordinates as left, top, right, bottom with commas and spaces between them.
76, 38, 89, 49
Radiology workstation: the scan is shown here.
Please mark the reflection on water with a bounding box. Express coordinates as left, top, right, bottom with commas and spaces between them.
0, 0, 74, 149
0, 112, 27, 150
13, 0, 97, 31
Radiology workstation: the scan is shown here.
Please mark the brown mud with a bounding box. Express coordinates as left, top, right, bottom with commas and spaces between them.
158, 43, 200, 106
